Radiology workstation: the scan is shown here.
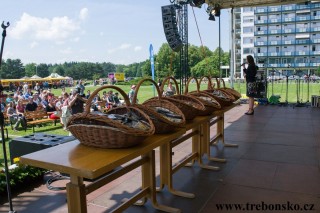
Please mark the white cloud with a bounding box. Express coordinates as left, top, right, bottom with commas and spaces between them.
60, 47, 72, 54
3, 51, 14, 59
30, 41, 38, 49
107, 43, 132, 54
99, 32, 104, 36
119, 43, 131, 49
79, 8, 88, 21
10, 13, 80, 41
71, 37, 80, 42
134, 46, 142, 51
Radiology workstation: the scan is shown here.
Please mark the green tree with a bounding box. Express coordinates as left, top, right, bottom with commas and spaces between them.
316, 66, 320, 76
53, 65, 65, 76
37, 63, 50, 78
0, 59, 25, 79
101, 62, 116, 77
156, 43, 179, 78
141, 59, 151, 77
190, 47, 230, 78
24, 63, 37, 77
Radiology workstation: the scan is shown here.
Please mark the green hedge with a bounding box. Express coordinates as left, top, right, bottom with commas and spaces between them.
0, 158, 45, 194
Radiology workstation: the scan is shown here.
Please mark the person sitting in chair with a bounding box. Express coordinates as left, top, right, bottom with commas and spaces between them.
164, 82, 176, 97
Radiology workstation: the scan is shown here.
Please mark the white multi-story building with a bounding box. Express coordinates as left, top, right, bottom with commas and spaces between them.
233, 1, 320, 78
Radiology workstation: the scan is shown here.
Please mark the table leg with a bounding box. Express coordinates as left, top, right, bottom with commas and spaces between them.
202, 121, 227, 163
66, 175, 87, 213
144, 150, 181, 213
159, 143, 195, 198
217, 114, 238, 147
193, 125, 220, 170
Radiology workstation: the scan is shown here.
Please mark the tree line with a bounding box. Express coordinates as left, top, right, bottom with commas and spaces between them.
0, 43, 230, 80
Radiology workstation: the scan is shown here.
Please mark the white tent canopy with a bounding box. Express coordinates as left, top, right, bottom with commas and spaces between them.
46, 73, 63, 78
30, 75, 41, 79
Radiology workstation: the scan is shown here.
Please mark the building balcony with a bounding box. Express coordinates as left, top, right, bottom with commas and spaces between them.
296, 28, 310, 33
296, 40, 310, 44
312, 2, 320, 8
268, 18, 282, 24
268, 29, 282, 34
310, 27, 320, 32
255, 41, 268, 46
310, 51, 320, 55
296, 4, 310, 10
234, 8, 241, 13
282, 28, 295, 33
311, 39, 320, 43
268, 6, 281, 12
283, 40, 295, 45
255, 30, 268, 36
255, 20, 268, 24
296, 63, 310, 67
310, 62, 320, 66
295, 51, 309, 55
282, 52, 295, 56
257, 53, 267, 57
296, 16, 311, 21
269, 40, 281, 45
255, 8, 268, 14
310, 15, 320, 20
235, 29, 241, 34
268, 52, 281, 56
282, 5, 296, 11
282, 17, 295, 22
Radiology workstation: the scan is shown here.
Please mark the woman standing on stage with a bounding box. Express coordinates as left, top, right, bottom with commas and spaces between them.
242, 55, 258, 115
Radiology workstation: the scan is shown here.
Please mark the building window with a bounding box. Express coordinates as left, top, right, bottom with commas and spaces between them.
312, 45, 316, 51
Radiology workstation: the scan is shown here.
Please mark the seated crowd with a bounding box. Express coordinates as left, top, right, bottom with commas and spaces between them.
1, 86, 123, 131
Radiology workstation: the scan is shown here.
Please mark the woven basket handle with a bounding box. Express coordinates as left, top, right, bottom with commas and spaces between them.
160, 76, 181, 95
199, 76, 213, 90
214, 78, 226, 88
184, 77, 200, 94
84, 85, 131, 114
132, 78, 162, 104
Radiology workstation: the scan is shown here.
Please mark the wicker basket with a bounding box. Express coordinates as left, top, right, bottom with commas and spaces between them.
67, 85, 155, 148
185, 77, 221, 116
159, 76, 206, 120
214, 77, 241, 100
132, 78, 186, 134
199, 76, 235, 107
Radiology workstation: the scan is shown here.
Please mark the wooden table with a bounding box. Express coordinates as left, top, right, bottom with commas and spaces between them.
203, 104, 239, 162
157, 104, 238, 198
20, 130, 186, 213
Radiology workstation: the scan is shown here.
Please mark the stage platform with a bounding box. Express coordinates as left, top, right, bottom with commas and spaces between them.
1, 104, 319, 212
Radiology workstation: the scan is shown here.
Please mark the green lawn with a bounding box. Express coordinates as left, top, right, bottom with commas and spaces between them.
230, 80, 320, 103
1, 80, 320, 166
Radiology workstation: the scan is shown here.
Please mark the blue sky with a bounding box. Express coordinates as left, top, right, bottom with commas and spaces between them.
1, 0, 230, 65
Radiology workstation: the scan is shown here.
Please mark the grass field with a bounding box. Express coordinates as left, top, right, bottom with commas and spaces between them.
1, 79, 320, 166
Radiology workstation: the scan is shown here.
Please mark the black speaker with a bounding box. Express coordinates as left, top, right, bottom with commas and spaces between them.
9, 133, 75, 163
162, 5, 183, 52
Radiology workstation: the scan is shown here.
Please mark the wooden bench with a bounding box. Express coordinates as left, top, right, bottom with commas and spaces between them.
24, 110, 56, 133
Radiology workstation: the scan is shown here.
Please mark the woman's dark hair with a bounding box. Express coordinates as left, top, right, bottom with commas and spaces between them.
246, 55, 255, 65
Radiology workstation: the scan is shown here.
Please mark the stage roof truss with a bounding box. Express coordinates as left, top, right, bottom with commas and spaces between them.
205, 0, 319, 9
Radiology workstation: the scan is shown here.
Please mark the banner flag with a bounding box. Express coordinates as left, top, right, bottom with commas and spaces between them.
149, 44, 155, 81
